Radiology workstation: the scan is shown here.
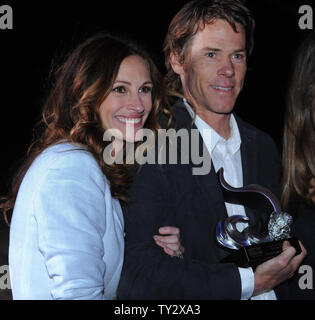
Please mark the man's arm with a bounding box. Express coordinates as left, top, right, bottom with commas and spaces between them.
118, 155, 306, 299
117, 162, 242, 300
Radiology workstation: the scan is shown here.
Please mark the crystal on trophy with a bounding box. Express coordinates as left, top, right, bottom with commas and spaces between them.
216, 168, 301, 269
268, 211, 293, 241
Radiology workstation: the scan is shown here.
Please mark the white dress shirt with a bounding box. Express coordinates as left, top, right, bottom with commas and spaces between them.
184, 99, 277, 300
9, 142, 124, 299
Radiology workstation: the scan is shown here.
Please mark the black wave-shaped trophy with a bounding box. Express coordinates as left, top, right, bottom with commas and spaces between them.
216, 168, 301, 269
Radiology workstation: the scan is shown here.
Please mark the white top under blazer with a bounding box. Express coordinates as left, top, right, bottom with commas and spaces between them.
9, 142, 124, 299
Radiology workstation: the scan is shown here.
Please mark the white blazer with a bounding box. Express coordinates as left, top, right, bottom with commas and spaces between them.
9, 142, 124, 299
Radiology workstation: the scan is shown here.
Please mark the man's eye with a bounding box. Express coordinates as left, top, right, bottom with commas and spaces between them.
139, 86, 152, 94
233, 53, 245, 60
206, 52, 216, 58
113, 86, 126, 93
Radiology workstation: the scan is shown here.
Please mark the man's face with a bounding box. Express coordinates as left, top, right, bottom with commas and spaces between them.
174, 19, 247, 117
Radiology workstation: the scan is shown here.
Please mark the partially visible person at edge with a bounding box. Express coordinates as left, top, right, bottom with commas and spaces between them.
117, 0, 307, 300
0, 33, 183, 300
282, 31, 315, 299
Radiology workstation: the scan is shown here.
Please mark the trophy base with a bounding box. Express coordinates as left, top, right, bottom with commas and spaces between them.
220, 237, 301, 269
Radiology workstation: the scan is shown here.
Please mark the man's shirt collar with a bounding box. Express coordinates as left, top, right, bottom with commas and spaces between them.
183, 98, 241, 155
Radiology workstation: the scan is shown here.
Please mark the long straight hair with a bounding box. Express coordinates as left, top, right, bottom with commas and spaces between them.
282, 32, 315, 212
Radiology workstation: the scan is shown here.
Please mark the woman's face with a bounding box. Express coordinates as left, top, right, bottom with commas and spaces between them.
99, 55, 153, 142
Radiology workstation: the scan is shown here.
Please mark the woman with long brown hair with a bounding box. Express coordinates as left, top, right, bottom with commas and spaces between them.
282, 31, 315, 299
1, 33, 182, 299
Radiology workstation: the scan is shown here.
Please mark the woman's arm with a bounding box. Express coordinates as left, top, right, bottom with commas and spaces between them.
33, 151, 119, 300
154, 226, 184, 258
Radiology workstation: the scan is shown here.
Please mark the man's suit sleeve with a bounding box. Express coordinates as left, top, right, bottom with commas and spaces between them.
117, 162, 242, 300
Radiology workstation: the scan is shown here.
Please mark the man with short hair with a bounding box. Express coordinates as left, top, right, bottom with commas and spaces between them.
117, 0, 306, 299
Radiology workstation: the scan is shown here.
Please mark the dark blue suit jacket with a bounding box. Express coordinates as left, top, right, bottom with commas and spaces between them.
117, 100, 284, 299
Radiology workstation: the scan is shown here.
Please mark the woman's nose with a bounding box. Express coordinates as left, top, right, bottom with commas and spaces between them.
126, 94, 145, 113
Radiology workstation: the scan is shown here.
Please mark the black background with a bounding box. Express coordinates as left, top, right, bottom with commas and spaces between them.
1, 0, 314, 194
0, 0, 314, 300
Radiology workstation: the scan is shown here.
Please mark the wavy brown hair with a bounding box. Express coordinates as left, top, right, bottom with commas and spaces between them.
163, 0, 255, 98
0, 32, 168, 223
282, 32, 315, 212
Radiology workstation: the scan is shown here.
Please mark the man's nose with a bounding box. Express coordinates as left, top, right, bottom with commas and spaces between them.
217, 57, 235, 77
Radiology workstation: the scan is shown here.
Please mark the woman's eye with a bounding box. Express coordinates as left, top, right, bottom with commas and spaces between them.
113, 86, 126, 93
139, 86, 152, 94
